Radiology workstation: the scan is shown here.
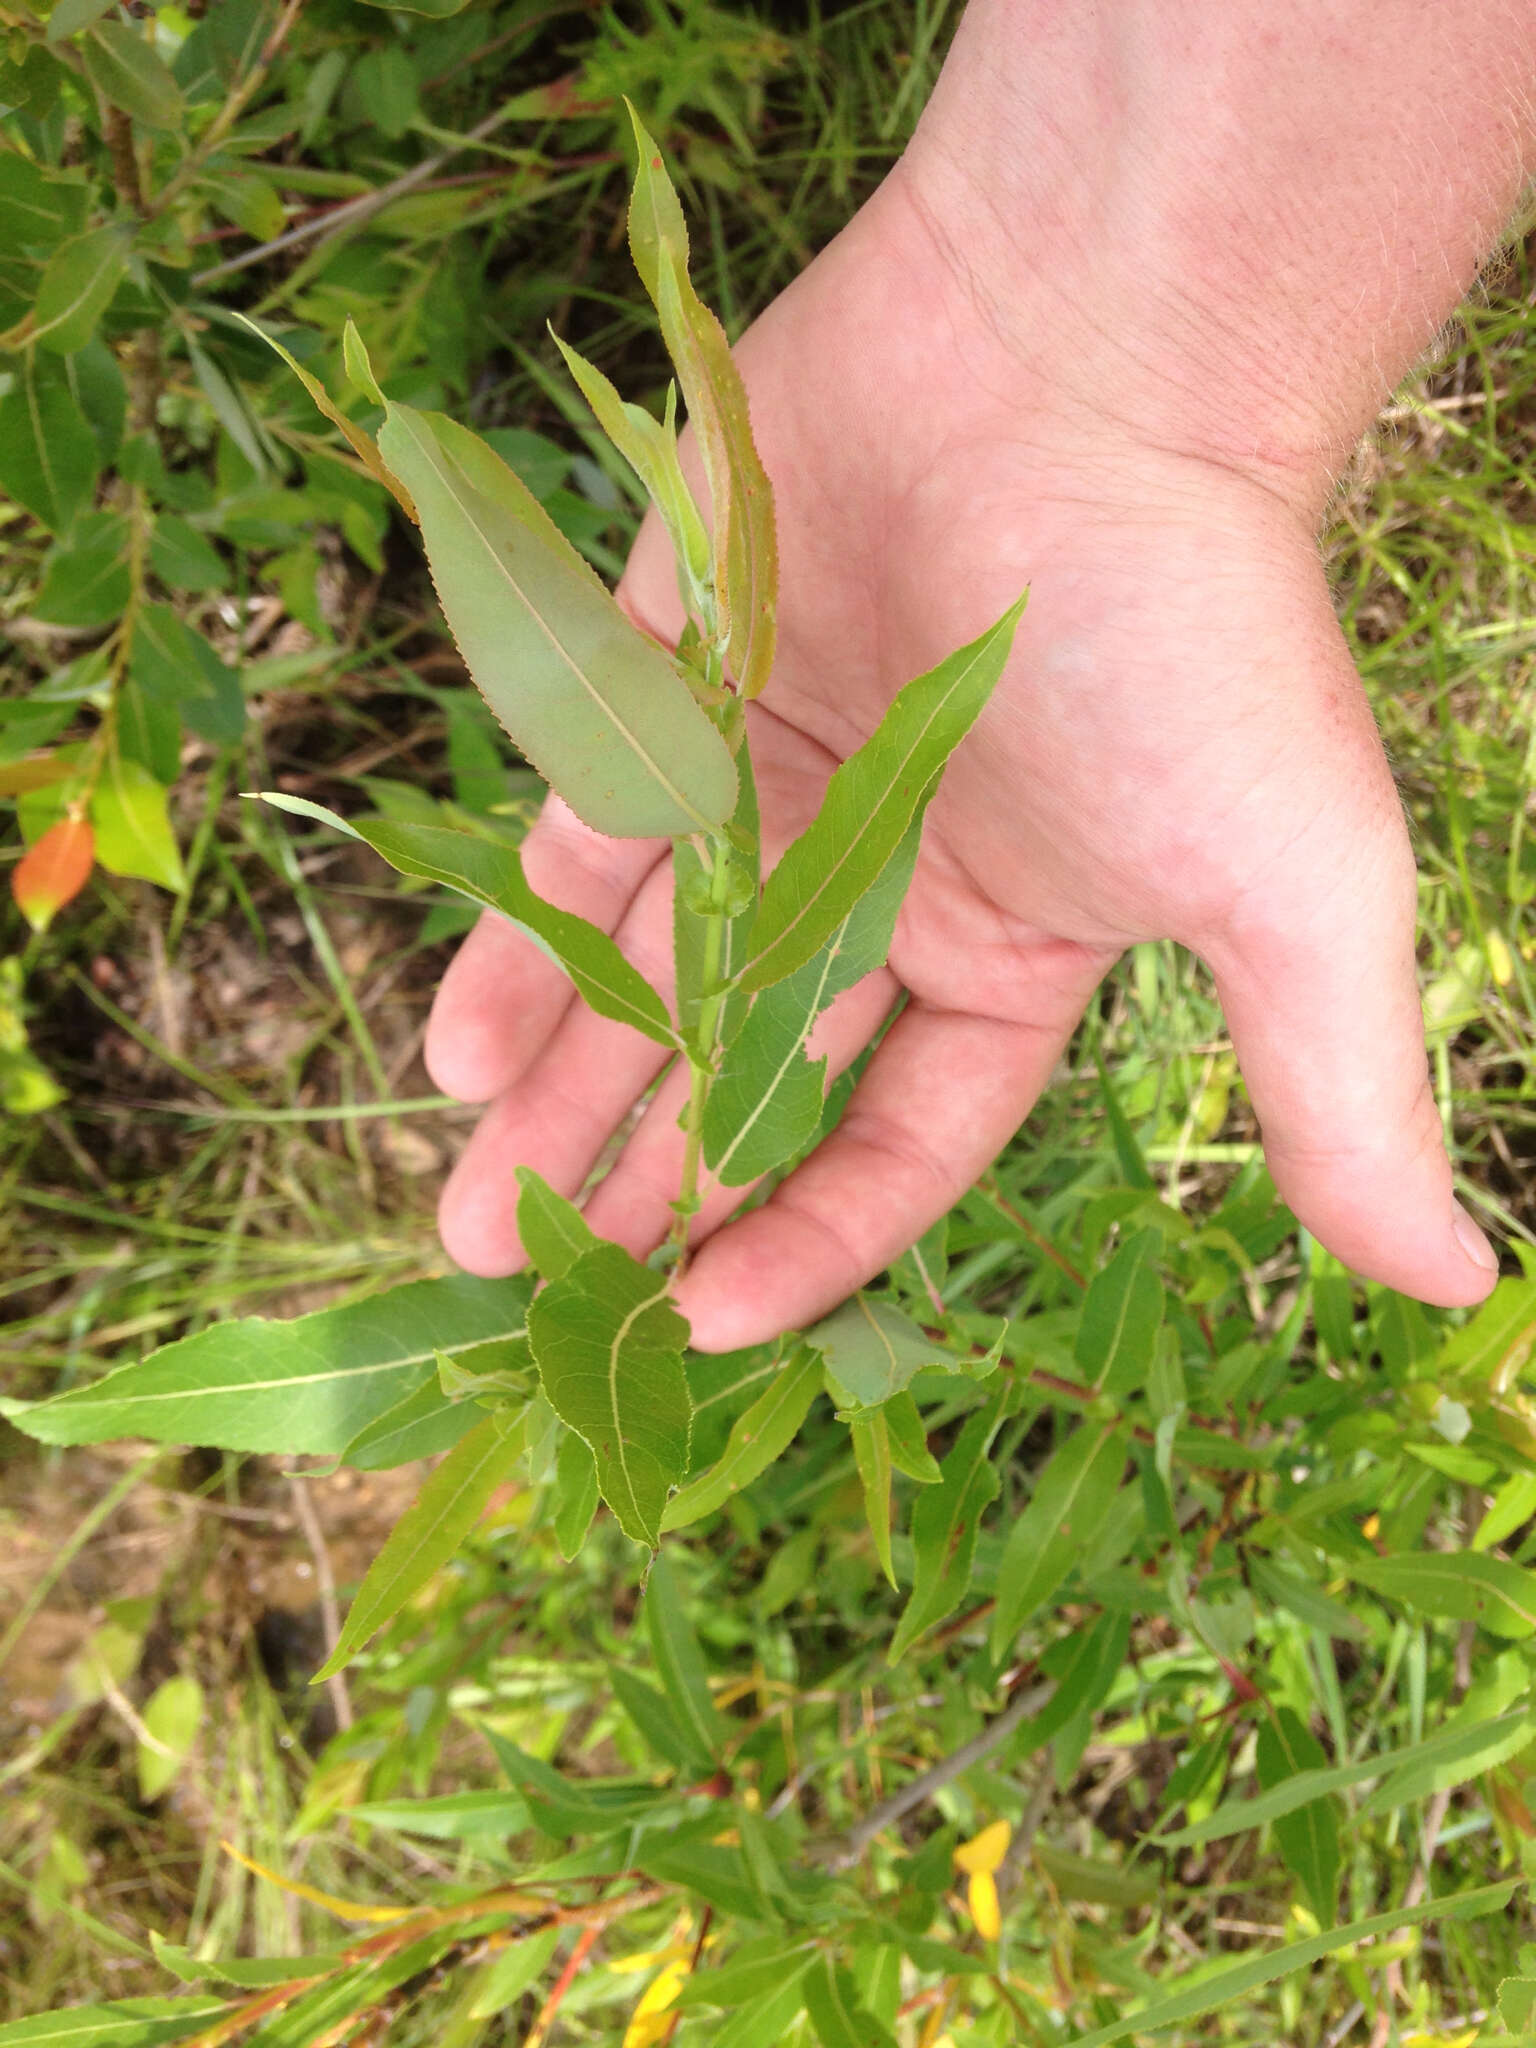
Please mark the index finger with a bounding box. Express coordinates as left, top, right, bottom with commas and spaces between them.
424, 792, 667, 1104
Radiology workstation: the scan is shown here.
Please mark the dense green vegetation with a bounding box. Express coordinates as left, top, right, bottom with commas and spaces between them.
3, 4, 1536, 2043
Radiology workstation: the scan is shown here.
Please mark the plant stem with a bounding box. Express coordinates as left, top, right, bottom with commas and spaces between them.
670, 831, 735, 1267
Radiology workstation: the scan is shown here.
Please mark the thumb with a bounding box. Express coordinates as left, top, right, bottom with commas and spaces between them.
1201, 770, 1497, 1310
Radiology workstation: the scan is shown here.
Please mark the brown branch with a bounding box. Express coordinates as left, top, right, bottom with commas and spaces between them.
816, 1679, 1056, 1870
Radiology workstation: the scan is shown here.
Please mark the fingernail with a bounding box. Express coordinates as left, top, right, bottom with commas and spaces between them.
1451, 1200, 1498, 1276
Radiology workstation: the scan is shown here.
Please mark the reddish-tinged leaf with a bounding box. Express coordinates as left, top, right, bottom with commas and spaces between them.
0, 756, 73, 797
12, 815, 93, 931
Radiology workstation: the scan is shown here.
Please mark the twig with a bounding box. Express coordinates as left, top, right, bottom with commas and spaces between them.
286, 1473, 353, 1732
191, 105, 526, 288
817, 1680, 1054, 1869
525, 1920, 602, 2048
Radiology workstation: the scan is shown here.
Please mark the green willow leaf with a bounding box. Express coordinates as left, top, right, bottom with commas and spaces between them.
812, 1295, 945, 1413
741, 599, 1025, 992
91, 752, 186, 893
338, 1376, 487, 1471
612, 1665, 696, 1770
32, 221, 132, 354
883, 1390, 941, 1482
137, 1675, 202, 1802
704, 814, 921, 1186
130, 606, 244, 745
351, 818, 680, 1050
1060, 1883, 1516, 2048
1018, 1610, 1131, 1761
1076, 1229, 1164, 1395
81, 19, 184, 128
1256, 1707, 1340, 1923
645, 1551, 725, 1769
316, 1409, 527, 1679
989, 1422, 1128, 1660
0, 354, 100, 532
1349, 1548, 1536, 1639
551, 332, 711, 600
662, 1345, 821, 1529
803, 1955, 897, 2048
467, 1928, 561, 2020
0, 1274, 533, 1453
235, 315, 414, 513
850, 1408, 896, 1587
626, 106, 777, 697
350, 1790, 532, 1839
46, 0, 116, 41
552, 1428, 599, 1559
0, 2001, 230, 2046
527, 1243, 692, 1547
515, 1166, 598, 1282
376, 402, 736, 838
1157, 1707, 1531, 1848
708, 1976, 810, 2048
889, 1388, 1006, 1662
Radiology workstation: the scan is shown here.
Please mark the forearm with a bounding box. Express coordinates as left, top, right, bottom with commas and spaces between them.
897, 1, 1536, 490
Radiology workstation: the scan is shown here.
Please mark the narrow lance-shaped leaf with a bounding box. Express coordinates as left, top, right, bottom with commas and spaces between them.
0, 1274, 534, 1453
803, 1955, 897, 2048
850, 1408, 897, 1588
645, 1550, 725, 1767
1347, 1548, 1536, 1640
703, 810, 923, 1186
1256, 1707, 1340, 1924
234, 314, 415, 516
527, 1242, 692, 1547
0, 1998, 232, 2045
339, 1375, 491, 1471
663, 1345, 821, 1529
889, 1388, 1006, 1662
81, 17, 184, 129
627, 107, 777, 697
551, 1429, 599, 1559
515, 1167, 599, 1281
1156, 1707, 1532, 1848
377, 402, 736, 839
29, 222, 132, 355
989, 1422, 1128, 1661
551, 331, 711, 604
315, 1409, 527, 1680
1059, 1883, 1516, 2048
1076, 1229, 1164, 1395
742, 598, 1025, 993
0, 354, 100, 533
347, 816, 680, 1051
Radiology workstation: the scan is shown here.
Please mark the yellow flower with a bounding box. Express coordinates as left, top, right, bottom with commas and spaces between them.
968, 1869, 1002, 1940
953, 1819, 1011, 1876
622, 1957, 689, 2048
954, 1819, 1011, 1942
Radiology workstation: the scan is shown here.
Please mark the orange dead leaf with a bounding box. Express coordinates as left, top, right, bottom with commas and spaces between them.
12, 816, 93, 932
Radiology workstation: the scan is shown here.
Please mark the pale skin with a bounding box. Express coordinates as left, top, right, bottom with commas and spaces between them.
426, 1, 1536, 1350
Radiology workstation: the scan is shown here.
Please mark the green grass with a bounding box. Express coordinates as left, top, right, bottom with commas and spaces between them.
3, 2, 1536, 2037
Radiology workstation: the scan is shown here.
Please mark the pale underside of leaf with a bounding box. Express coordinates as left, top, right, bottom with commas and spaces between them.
741, 600, 1024, 993
377, 403, 735, 839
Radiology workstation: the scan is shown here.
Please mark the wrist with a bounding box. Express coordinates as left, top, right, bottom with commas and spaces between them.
892, 0, 1536, 500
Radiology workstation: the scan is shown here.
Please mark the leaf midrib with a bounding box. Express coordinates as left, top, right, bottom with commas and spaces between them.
745, 637, 993, 986
391, 411, 715, 833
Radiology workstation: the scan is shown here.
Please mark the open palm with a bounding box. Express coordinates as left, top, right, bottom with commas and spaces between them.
426, 171, 1496, 1348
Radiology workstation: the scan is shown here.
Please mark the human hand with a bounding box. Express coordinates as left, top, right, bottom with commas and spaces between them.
422, 151, 1499, 1348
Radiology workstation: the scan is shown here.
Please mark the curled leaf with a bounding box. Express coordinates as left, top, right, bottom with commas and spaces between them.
12, 815, 93, 931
